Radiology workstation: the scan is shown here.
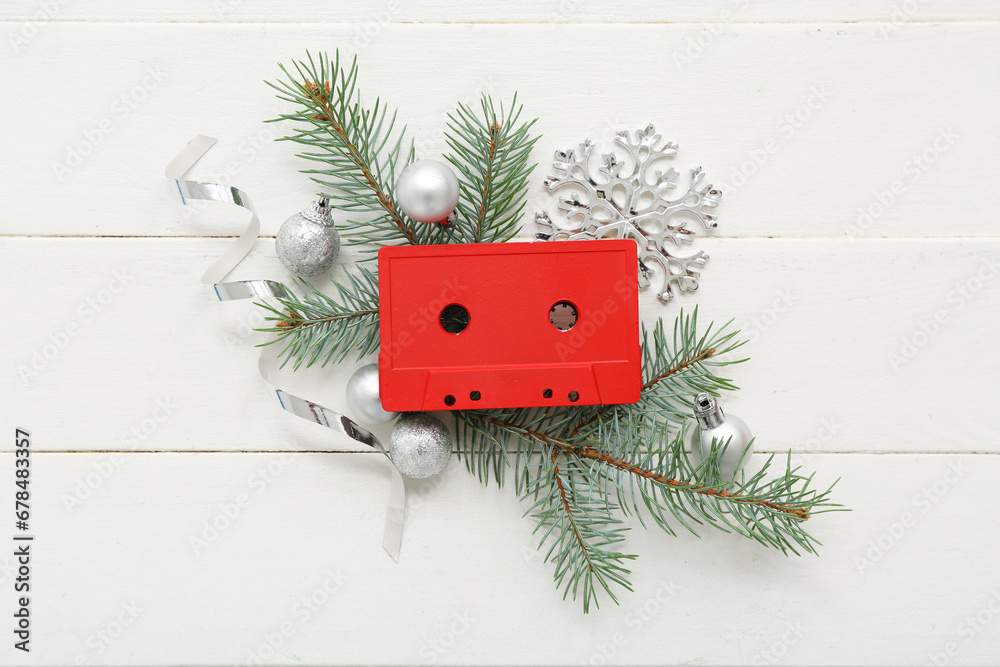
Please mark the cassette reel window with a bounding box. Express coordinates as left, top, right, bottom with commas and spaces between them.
377, 241, 641, 411
549, 300, 579, 332
439, 303, 471, 334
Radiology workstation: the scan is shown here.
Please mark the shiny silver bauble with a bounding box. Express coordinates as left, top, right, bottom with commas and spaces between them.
388, 412, 452, 479
686, 392, 753, 480
276, 198, 341, 277
394, 159, 460, 223
345, 364, 400, 426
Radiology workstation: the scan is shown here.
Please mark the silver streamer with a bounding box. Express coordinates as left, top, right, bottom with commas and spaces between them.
165, 135, 261, 285
212, 280, 292, 302
166, 136, 407, 561
258, 358, 406, 562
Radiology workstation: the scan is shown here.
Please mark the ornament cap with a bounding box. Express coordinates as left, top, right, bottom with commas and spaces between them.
301, 197, 336, 227
693, 392, 725, 429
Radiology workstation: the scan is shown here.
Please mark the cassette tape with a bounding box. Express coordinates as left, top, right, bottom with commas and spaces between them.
377, 240, 641, 411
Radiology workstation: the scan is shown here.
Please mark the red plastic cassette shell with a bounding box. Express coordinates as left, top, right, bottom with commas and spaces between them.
377, 240, 641, 411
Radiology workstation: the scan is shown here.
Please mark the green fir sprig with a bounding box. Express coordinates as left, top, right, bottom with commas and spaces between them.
261, 51, 542, 368
267, 51, 540, 250
267, 51, 436, 248
444, 96, 540, 243
455, 310, 841, 611
259, 51, 843, 613
256, 265, 379, 369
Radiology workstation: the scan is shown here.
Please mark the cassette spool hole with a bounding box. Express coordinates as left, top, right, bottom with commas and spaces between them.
440, 304, 470, 334
549, 301, 578, 332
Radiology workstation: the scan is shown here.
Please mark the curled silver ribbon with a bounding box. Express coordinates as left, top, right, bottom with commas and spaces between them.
258, 358, 406, 562
212, 278, 407, 561
166, 137, 407, 560
165, 135, 260, 284
213, 280, 292, 302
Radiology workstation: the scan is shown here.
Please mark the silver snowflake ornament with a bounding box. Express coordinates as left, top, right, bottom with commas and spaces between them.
535, 124, 721, 303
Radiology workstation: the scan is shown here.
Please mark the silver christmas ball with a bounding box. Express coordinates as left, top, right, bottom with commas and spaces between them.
388, 412, 452, 479
395, 159, 460, 223
276, 198, 341, 277
345, 364, 400, 426
686, 393, 754, 480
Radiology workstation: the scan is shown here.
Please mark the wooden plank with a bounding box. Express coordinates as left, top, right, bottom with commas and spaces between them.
0, 23, 996, 238
0, 451, 994, 666
4, 236, 997, 454
2, 1, 999, 23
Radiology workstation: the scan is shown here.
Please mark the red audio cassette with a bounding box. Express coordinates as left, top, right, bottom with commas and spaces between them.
377, 240, 641, 411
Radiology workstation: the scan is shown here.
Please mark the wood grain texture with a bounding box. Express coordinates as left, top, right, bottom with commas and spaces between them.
2, 1, 1000, 23
1, 23, 997, 238
4, 237, 997, 455
0, 452, 994, 666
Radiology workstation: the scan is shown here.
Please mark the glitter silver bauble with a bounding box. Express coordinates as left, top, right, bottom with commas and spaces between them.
345, 364, 400, 426
388, 412, 452, 479
395, 159, 460, 223
276, 198, 341, 277
686, 392, 754, 479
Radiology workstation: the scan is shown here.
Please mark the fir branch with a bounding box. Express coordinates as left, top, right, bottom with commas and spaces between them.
255, 265, 380, 369
454, 309, 843, 611
267, 51, 450, 249
444, 95, 540, 243
525, 451, 635, 612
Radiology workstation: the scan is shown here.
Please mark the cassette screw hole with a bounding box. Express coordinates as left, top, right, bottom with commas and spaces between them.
444, 395, 456, 406
568, 391, 580, 402
542, 388, 553, 399
549, 301, 578, 332
470, 391, 481, 401
440, 304, 471, 334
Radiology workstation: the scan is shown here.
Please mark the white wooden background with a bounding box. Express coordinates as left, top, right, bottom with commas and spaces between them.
2, 2, 999, 665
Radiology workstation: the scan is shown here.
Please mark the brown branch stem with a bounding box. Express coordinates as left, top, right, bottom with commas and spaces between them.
275, 309, 377, 330
550, 449, 595, 574
475, 122, 502, 240
477, 416, 809, 520
306, 82, 417, 245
